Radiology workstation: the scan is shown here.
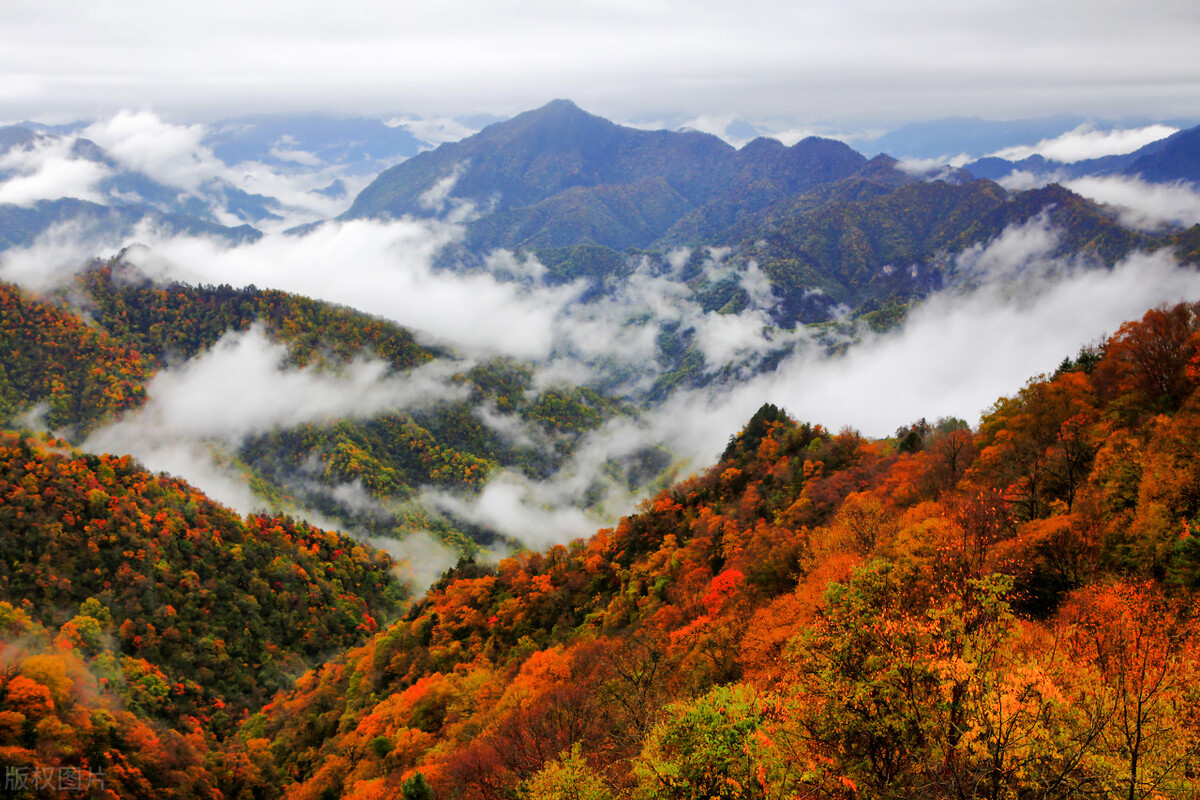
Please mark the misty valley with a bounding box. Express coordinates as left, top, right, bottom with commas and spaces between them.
1, 101, 1200, 799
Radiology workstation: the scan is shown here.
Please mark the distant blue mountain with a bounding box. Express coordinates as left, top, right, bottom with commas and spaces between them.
962, 123, 1200, 185
205, 114, 426, 176
0, 198, 260, 250
858, 116, 1088, 159
0, 124, 268, 247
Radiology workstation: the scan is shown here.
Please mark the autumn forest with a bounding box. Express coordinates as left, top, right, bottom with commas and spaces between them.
3, 103, 1200, 800
0, 260, 1199, 797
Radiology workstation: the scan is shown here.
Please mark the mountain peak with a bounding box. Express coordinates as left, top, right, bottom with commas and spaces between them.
541, 98, 583, 112
489, 99, 616, 144
740, 136, 788, 154
517, 98, 595, 123
345, 101, 869, 246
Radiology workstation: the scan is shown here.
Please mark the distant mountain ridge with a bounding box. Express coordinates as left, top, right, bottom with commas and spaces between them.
0, 197, 261, 250
344, 99, 877, 250
0, 123, 284, 227
965, 124, 1200, 184
859, 114, 1090, 159
340, 100, 1196, 337
0, 111, 464, 246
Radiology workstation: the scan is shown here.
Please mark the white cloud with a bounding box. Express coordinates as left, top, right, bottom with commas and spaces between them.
1005, 172, 1200, 230
896, 154, 972, 177
676, 115, 758, 147
119, 219, 582, 359
83, 111, 220, 192
80, 325, 467, 511
758, 127, 826, 148
118, 439, 265, 513
691, 308, 778, 367
0, 157, 109, 205
212, 159, 372, 231
27, 218, 798, 386
989, 123, 1179, 164
425, 471, 600, 548
739, 260, 775, 308
996, 169, 1052, 192
386, 116, 481, 146
0, 218, 136, 291
418, 163, 467, 214
655, 245, 1200, 462
474, 403, 549, 452
951, 214, 1064, 283
0, 137, 111, 205
1065, 175, 1200, 230
370, 530, 461, 594
267, 145, 323, 166
97, 325, 461, 442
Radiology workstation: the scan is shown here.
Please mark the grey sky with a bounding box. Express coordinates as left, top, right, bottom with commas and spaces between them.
4, 0, 1200, 124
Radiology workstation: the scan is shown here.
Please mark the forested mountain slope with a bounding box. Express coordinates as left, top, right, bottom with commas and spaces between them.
344, 99, 871, 252
0, 430, 406, 798
200, 299, 1200, 800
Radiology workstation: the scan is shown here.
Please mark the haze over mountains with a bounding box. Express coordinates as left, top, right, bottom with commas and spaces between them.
6, 0, 1200, 790
0, 111, 484, 247
3, 96, 1200, 798
2, 98, 1200, 561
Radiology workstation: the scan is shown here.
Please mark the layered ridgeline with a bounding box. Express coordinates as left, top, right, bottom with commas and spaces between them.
0, 124, 265, 245
0, 263, 635, 551
163, 300, 1200, 799
0, 199, 262, 251
343, 100, 1197, 329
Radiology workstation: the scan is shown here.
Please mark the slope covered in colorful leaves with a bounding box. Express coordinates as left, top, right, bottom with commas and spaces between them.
0, 600, 229, 799
0, 281, 150, 433
0, 430, 406, 718
235, 301, 1200, 799
0, 428, 420, 798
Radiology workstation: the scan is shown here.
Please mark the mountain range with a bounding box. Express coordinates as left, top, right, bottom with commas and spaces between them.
345, 99, 876, 251
340, 100, 1198, 329
0, 111, 489, 241
5, 102, 1199, 292
2, 99, 1200, 799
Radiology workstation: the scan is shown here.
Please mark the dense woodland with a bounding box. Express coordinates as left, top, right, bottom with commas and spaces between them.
1, 290, 1199, 797
0, 431, 405, 797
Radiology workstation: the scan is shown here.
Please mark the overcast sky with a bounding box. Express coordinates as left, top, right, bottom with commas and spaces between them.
4, 0, 1200, 125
